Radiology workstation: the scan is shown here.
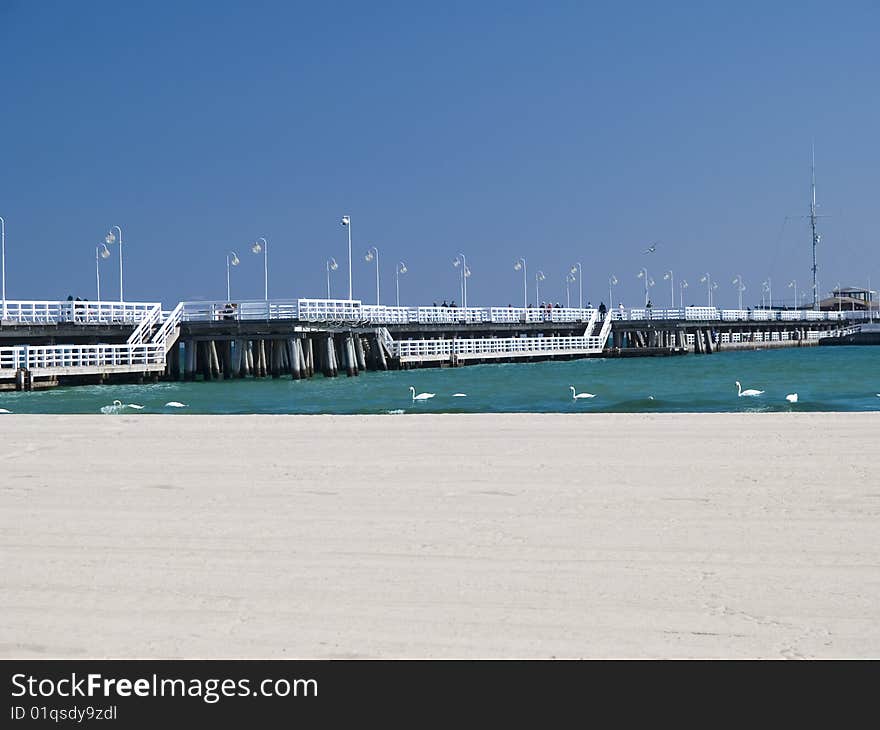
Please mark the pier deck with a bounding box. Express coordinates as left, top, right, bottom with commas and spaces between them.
0, 298, 869, 388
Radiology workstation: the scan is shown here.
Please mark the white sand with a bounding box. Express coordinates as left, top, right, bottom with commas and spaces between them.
1, 413, 878, 658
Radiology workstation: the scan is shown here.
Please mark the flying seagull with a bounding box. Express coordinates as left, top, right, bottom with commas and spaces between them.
642, 242, 658, 255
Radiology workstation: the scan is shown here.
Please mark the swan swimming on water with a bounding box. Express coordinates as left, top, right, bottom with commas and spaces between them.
164, 401, 188, 408
452, 393, 467, 397
570, 386, 596, 400
785, 393, 798, 403
735, 381, 764, 397
100, 399, 124, 414
0, 408, 12, 414
409, 386, 435, 401
100, 400, 144, 414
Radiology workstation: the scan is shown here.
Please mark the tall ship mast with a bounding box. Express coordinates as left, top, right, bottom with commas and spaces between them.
809, 143, 820, 310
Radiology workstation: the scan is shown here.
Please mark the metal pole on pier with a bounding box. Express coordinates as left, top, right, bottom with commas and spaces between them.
608, 275, 617, 310
535, 270, 545, 306
514, 258, 527, 309
0, 216, 5, 320
637, 268, 653, 307
226, 250, 240, 301
664, 270, 674, 308
700, 273, 712, 307
453, 253, 469, 307
810, 143, 820, 310
365, 246, 379, 305
571, 262, 583, 308
251, 237, 268, 300
395, 261, 407, 307
105, 225, 123, 301
733, 274, 744, 311
341, 215, 352, 300
96, 243, 110, 302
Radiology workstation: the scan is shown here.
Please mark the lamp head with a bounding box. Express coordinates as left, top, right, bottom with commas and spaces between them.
514, 260, 523, 271
365, 249, 375, 262
341, 215, 350, 226
328, 257, 338, 271
463, 266, 471, 278
105, 231, 116, 245
637, 270, 644, 279
452, 258, 461, 268
536, 271, 546, 282
251, 241, 262, 254
609, 275, 618, 285
229, 251, 240, 266
681, 280, 689, 288
98, 243, 111, 259
664, 272, 671, 280
398, 262, 407, 274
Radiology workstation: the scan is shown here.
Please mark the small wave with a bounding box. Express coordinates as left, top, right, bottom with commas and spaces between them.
384, 409, 406, 415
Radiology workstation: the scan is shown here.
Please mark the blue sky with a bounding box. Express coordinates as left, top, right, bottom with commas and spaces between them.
1, 1, 878, 308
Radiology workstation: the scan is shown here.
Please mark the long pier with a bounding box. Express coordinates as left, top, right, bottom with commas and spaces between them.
0, 298, 868, 389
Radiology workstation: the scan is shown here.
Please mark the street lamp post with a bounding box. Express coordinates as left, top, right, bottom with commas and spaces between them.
104, 225, 123, 301
0, 215, 6, 320
326, 257, 338, 298
395, 261, 407, 307
226, 250, 240, 301
637, 268, 654, 307
762, 278, 772, 310
364, 246, 380, 305
700, 273, 713, 307
608, 275, 617, 309
788, 280, 797, 311
251, 237, 269, 300
679, 279, 689, 307
514, 258, 527, 309
732, 275, 745, 311
452, 253, 469, 308
95, 243, 110, 302
535, 271, 546, 306
565, 272, 575, 307
570, 262, 583, 308
663, 270, 675, 308
340, 215, 352, 300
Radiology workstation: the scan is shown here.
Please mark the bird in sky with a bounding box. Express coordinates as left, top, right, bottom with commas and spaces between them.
642, 242, 658, 254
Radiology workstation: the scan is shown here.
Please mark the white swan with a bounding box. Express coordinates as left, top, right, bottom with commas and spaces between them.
785, 393, 798, 403
735, 381, 764, 397
452, 393, 467, 397
570, 386, 596, 400
0, 408, 12, 414
100, 400, 144, 414
409, 386, 435, 401
164, 401, 188, 408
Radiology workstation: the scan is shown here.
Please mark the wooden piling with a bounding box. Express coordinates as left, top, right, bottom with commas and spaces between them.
355, 334, 367, 371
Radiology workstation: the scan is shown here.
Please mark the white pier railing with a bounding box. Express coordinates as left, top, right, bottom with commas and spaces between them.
180, 298, 599, 326
1, 302, 181, 382
0, 300, 161, 325
0, 343, 166, 378
613, 306, 869, 322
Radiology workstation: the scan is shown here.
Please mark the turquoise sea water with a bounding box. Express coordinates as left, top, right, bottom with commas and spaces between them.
1, 346, 878, 415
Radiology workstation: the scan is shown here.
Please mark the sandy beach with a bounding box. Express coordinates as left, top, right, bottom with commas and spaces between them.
1, 413, 878, 658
